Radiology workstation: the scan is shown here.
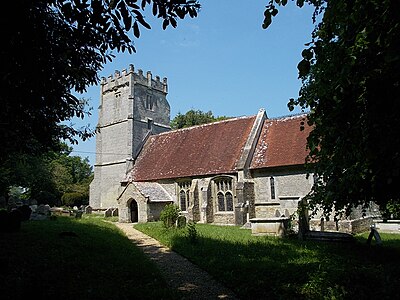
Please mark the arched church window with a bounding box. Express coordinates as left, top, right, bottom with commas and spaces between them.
226, 192, 233, 211
217, 192, 225, 211
214, 177, 234, 212
180, 190, 187, 212
178, 181, 191, 212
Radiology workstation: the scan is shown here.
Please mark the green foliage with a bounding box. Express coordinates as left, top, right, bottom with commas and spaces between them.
176, 215, 187, 228
170, 109, 230, 129
3, 142, 93, 206
1, 0, 200, 177
135, 222, 400, 299
186, 221, 198, 244
61, 192, 88, 207
380, 200, 400, 220
160, 204, 181, 228
263, 0, 400, 216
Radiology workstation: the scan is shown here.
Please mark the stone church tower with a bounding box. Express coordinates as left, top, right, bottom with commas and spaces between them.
89, 65, 171, 209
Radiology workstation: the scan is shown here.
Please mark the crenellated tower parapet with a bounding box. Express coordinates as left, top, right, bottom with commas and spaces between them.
100, 64, 168, 95
90, 64, 171, 210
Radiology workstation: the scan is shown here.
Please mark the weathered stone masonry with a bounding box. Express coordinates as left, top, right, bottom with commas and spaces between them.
89, 65, 170, 209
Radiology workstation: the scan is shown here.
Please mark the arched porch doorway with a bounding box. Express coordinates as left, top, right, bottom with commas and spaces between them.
130, 199, 138, 223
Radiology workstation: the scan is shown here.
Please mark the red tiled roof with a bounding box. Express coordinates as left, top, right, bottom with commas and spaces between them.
132, 116, 256, 181
250, 114, 312, 169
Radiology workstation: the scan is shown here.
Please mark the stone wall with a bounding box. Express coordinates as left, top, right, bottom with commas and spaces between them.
148, 202, 168, 221
214, 212, 235, 224
309, 217, 374, 234
90, 65, 170, 210
252, 168, 313, 219
90, 162, 126, 209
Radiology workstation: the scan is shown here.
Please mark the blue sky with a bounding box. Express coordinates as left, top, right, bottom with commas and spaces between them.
70, 1, 315, 166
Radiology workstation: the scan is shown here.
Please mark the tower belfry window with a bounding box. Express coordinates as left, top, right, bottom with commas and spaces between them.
146, 95, 154, 110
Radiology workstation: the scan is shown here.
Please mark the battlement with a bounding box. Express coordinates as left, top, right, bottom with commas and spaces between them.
101, 64, 168, 94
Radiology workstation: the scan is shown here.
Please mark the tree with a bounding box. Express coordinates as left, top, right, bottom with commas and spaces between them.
170, 109, 230, 129
6, 143, 93, 207
0, 0, 200, 161
0, 0, 200, 197
263, 1, 400, 216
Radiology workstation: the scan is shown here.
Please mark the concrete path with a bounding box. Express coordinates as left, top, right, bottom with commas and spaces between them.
114, 222, 238, 300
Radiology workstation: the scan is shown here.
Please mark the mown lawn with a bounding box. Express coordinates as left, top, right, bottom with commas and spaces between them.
134, 222, 400, 300
0, 215, 177, 300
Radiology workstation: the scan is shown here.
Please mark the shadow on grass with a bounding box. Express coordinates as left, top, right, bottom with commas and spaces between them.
0, 216, 177, 300
167, 231, 400, 300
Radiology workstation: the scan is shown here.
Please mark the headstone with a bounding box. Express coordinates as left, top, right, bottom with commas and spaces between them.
367, 226, 382, 246
104, 208, 113, 217
112, 208, 118, 217
37, 204, 46, 215
298, 198, 310, 240
85, 205, 93, 214
44, 205, 51, 215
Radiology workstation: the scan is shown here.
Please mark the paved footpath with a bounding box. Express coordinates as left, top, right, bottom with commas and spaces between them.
114, 222, 239, 300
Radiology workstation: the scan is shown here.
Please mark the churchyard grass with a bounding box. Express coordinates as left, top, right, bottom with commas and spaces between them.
0, 215, 176, 300
134, 221, 400, 299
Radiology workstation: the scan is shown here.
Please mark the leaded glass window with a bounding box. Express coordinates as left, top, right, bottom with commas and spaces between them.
214, 177, 234, 212
270, 176, 275, 200
178, 181, 191, 211
180, 190, 187, 211
217, 192, 225, 211
226, 192, 233, 211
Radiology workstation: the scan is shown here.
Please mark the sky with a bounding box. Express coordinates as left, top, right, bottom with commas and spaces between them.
70, 0, 316, 166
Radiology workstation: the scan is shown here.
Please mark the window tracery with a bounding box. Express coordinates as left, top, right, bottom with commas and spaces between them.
178, 181, 191, 211
214, 177, 234, 212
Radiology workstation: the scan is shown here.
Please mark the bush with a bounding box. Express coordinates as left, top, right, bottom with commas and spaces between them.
61, 192, 87, 207
36, 191, 59, 206
160, 204, 180, 228
381, 200, 400, 220
187, 221, 198, 244
177, 215, 187, 228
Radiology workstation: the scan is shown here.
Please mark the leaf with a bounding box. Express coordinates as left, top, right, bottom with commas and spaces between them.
262, 14, 272, 29
296, 0, 304, 8
133, 21, 140, 38
152, 2, 158, 16
162, 18, 169, 30
301, 48, 313, 60
271, 8, 278, 17
297, 59, 310, 78
170, 17, 177, 28
137, 15, 151, 29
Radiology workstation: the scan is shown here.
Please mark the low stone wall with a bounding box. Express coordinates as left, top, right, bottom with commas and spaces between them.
374, 220, 400, 233
309, 217, 373, 234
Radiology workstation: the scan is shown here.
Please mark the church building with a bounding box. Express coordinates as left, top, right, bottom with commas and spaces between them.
89, 65, 373, 234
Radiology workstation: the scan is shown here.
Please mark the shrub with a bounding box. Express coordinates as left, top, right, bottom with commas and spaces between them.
160, 204, 180, 228
381, 200, 400, 220
61, 192, 87, 207
177, 215, 187, 228
187, 221, 198, 244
